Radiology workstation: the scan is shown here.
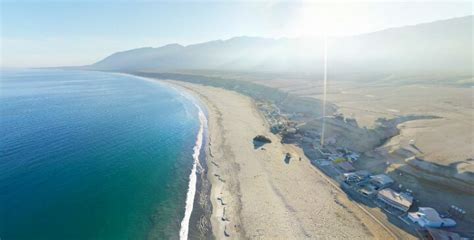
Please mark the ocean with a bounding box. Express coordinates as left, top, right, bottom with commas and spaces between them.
0, 69, 204, 239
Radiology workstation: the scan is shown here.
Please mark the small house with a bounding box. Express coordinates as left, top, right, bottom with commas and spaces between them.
343, 170, 371, 183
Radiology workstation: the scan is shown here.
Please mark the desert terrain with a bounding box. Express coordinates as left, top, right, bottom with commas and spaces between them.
251, 76, 474, 235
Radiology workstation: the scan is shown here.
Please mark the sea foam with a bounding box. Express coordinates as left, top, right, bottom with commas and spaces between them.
179, 104, 207, 240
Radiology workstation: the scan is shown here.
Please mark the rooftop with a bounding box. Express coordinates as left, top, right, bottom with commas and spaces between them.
370, 174, 394, 185
336, 161, 356, 172
378, 188, 414, 209
416, 207, 443, 222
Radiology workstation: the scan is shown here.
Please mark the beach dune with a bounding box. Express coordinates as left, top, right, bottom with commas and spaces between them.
171, 81, 406, 239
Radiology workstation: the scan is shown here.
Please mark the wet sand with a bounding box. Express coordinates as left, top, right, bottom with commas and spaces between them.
169, 80, 406, 239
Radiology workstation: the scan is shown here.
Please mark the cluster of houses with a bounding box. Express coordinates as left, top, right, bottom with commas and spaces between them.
256, 101, 300, 135
256, 101, 284, 133
256, 100, 468, 239
330, 149, 360, 172
340, 165, 463, 238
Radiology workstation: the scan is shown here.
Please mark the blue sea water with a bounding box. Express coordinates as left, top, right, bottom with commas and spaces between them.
0, 69, 201, 239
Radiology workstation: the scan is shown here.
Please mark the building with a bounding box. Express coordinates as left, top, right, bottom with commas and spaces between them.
377, 188, 414, 212
370, 174, 394, 189
343, 170, 371, 183
408, 207, 457, 228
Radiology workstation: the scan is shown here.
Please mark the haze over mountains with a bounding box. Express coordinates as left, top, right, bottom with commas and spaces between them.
86, 16, 472, 78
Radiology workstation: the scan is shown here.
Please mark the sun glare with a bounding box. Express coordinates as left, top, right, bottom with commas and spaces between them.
290, 3, 371, 37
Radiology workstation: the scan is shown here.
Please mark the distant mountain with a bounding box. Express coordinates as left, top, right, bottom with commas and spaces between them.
86, 16, 473, 76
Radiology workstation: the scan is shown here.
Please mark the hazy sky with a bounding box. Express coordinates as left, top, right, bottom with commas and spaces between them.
1, 0, 472, 68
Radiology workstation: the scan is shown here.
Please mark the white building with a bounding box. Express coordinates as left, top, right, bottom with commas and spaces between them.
408, 207, 457, 228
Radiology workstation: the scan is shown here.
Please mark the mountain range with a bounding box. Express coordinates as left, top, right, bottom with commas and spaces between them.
84, 16, 472, 76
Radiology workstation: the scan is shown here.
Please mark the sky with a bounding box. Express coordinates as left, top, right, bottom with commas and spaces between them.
1, 0, 473, 68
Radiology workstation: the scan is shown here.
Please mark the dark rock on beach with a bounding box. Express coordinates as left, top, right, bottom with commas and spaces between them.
253, 135, 272, 143
253, 135, 272, 149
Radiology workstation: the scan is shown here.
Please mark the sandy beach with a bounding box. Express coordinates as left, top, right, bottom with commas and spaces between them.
168, 80, 412, 240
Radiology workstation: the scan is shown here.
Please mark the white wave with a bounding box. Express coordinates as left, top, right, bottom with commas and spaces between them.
179, 104, 207, 240
115, 73, 207, 239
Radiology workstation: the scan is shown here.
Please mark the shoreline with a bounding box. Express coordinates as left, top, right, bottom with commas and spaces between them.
162, 79, 406, 239
111, 72, 215, 239
160, 80, 231, 239
171, 82, 245, 239
117, 74, 214, 239
155, 80, 214, 240
178, 104, 206, 240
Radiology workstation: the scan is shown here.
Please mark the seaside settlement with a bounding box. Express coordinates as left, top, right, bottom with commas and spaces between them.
256, 101, 469, 240
133, 72, 472, 239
